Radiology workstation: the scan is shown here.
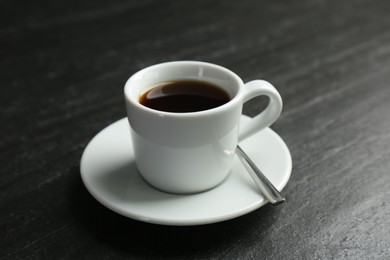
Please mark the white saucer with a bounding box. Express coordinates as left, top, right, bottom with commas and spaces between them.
80, 116, 292, 226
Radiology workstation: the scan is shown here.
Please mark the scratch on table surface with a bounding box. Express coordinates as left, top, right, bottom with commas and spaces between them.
36, 170, 63, 189
9, 225, 67, 257
0, 1, 156, 35
309, 190, 390, 259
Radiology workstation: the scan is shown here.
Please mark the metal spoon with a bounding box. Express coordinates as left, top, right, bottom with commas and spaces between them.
236, 145, 285, 205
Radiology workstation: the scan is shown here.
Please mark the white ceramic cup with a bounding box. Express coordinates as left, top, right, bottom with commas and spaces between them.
124, 61, 282, 194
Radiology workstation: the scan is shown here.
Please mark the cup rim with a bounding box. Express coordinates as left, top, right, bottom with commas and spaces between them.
124, 61, 244, 117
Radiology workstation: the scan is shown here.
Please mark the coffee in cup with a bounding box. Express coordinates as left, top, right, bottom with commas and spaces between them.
139, 80, 230, 113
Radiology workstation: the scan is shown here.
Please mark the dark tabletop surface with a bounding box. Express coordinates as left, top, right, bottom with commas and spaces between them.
2, 0, 390, 259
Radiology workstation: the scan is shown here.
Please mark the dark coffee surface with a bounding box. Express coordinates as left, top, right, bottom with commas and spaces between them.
2, 0, 390, 259
139, 80, 230, 112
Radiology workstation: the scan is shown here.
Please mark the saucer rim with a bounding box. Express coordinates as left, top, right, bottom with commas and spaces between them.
80, 116, 292, 226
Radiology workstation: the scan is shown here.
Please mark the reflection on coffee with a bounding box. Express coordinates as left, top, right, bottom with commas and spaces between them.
139, 80, 230, 112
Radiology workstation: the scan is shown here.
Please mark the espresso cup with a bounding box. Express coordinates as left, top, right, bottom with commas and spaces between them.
124, 61, 282, 194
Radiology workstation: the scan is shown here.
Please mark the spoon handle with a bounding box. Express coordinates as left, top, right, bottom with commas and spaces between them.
236, 145, 285, 205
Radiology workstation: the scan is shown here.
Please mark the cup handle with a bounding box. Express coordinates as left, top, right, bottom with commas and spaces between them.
238, 80, 283, 142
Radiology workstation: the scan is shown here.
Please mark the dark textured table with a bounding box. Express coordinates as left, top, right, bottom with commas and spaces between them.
2, 0, 390, 259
